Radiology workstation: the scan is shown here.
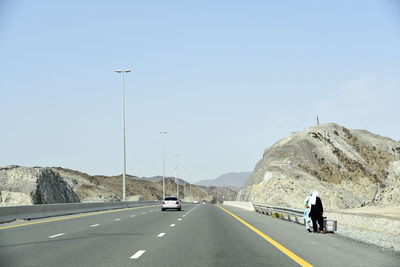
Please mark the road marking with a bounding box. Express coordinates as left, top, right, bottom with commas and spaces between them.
130, 215, 136, 217
142, 212, 146, 214
217, 205, 313, 267
0, 205, 158, 230
157, 233, 166, 237
115, 218, 121, 221
48, 233, 65, 238
183, 215, 186, 217
170, 224, 175, 227
90, 224, 100, 227
178, 218, 182, 221
130, 250, 146, 259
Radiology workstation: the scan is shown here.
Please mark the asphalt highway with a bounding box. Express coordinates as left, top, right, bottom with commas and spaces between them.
0, 204, 399, 267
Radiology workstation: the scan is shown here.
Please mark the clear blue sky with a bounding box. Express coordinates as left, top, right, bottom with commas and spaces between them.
1, 0, 399, 182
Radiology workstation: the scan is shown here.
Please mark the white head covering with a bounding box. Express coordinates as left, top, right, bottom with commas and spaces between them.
309, 191, 319, 205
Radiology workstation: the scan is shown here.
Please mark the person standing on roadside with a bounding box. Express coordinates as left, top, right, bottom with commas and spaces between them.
309, 191, 325, 233
303, 191, 313, 232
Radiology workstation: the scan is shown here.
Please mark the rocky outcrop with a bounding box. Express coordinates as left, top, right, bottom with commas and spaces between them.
0, 166, 80, 206
0, 166, 215, 206
238, 123, 400, 210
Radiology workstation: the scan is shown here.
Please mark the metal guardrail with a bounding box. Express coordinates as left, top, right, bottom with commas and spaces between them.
253, 202, 305, 224
0, 201, 158, 224
253, 202, 337, 232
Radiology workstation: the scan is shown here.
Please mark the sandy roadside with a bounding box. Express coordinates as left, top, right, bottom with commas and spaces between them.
326, 207, 400, 252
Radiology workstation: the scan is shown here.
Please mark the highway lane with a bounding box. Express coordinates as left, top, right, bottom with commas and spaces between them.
0, 204, 179, 266
0, 204, 399, 266
217, 205, 400, 267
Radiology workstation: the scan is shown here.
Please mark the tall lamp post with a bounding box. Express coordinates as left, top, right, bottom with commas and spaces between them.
174, 154, 180, 198
160, 131, 168, 199
115, 69, 131, 202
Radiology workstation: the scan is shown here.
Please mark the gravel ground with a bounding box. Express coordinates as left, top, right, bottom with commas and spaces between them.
326, 207, 400, 252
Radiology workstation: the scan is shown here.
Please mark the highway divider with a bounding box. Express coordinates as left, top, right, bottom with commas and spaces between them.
0, 201, 158, 224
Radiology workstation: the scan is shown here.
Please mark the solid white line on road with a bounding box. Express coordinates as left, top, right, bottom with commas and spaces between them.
157, 233, 166, 237
178, 218, 182, 221
170, 224, 175, 227
131, 215, 136, 217
115, 218, 121, 221
90, 224, 100, 227
48, 233, 65, 238
130, 250, 146, 259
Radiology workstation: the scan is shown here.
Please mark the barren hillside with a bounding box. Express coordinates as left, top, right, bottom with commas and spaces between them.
238, 123, 400, 209
0, 166, 214, 206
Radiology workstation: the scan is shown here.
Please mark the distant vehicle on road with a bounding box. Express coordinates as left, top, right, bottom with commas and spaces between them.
193, 200, 199, 204
162, 196, 181, 211
202, 201, 206, 204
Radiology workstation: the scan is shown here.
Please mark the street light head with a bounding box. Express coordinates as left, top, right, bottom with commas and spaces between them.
115, 70, 131, 73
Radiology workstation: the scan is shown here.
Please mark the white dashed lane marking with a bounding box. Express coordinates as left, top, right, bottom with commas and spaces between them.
142, 212, 146, 215
157, 233, 166, 237
130, 215, 136, 217
170, 224, 175, 227
115, 218, 121, 221
130, 250, 146, 259
178, 219, 182, 221
90, 224, 100, 227
48, 233, 65, 238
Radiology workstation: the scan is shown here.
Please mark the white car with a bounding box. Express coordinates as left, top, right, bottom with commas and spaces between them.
161, 196, 181, 211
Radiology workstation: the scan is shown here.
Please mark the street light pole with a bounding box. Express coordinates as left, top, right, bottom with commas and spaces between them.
115, 69, 131, 202
160, 131, 167, 199
174, 154, 180, 198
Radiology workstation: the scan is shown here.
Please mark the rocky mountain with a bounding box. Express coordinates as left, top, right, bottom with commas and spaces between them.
200, 186, 238, 203
195, 172, 251, 191
0, 166, 80, 206
142, 176, 190, 185
237, 123, 400, 210
0, 166, 214, 206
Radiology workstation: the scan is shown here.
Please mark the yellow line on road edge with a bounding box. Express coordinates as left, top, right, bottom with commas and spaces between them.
0, 205, 158, 230
217, 205, 313, 267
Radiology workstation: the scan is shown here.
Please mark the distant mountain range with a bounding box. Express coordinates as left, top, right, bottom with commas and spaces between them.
195, 172, 251, 191
141, 176, 190, 185
0, 166, 215, 206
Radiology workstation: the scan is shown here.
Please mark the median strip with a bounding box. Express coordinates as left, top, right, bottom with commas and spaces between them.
217, 205, 313, 267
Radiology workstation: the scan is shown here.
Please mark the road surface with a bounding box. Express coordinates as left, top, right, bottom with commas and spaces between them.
0, 204, 399, 266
